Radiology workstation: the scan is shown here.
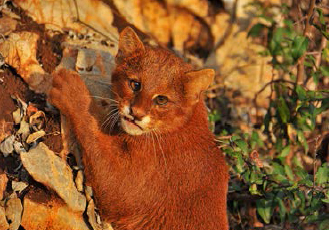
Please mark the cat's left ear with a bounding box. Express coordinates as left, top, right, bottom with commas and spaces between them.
184, 69, 215, 103
116, 27, 145, 63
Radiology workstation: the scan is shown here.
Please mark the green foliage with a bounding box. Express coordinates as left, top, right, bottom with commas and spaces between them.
217, 1, 329, 228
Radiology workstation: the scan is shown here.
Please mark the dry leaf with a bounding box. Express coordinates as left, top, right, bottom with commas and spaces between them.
17, 120, 30, 141
29, 111, 46, 131
5, 197, 23, 230
11, 181, 28, 194
75, 170, 84, 192
26, 130, 46, 144
0, 135, 15, 157
12, 108, 21, 124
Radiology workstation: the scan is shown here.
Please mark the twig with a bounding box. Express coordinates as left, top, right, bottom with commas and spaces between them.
313, 135, 321, 188
296, 0, 317, 86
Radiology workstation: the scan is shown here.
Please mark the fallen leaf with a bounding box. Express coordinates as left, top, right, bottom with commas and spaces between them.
29, 110, 46, 131
0, 135, 15, 157
0, 206, 9, 230
26, 130, 46, 144
75, 170, 84, 192
11, 181, 28, 194
17, 120, 30, 141
5, 197, 23, 230
13, 141, 26, 154
0, 173, 8, 201
12, 108, 22, 124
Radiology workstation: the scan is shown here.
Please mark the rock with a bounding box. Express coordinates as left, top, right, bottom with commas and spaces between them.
0, 32, 52, 93
166, 0, 209, 17
14, 0, 118, 42
0, 173, 8, 200
5, 196, 23, 230
112, 0, 213, 53
20, 142, 86, 212
21, 189, 90, 230
0, 206, 9, 230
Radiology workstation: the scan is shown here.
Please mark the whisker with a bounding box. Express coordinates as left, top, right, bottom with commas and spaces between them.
109, 113, 120, 133
90, 96, 119, 103
150, 131, 157, 161
101, 109, 119, 129
154, 129, 167, 168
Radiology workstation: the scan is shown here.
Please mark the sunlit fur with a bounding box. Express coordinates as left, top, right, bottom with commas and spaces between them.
112, 46, 197, 137
49, 27, 229, 230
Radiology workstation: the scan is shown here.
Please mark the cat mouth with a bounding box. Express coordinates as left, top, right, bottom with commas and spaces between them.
122, 116, 143, 130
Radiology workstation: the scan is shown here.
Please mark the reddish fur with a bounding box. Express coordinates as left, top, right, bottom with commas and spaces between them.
49, 28, 229, 230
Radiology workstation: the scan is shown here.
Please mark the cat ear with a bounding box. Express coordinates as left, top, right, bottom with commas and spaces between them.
116, 27, 145, 62
185, 69, 215, 103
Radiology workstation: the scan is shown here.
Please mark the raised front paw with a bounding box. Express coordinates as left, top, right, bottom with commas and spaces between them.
49, 69, 91, 115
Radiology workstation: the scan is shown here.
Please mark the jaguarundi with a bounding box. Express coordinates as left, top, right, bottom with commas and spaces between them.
49, 27, 229, 230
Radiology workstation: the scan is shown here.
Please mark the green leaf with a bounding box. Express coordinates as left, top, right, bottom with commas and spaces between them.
256, 199, 273, 224
279, 145, 290, 158
249, 183, 261, 195
248, 23, 267, 37
312, 71, 320, 84
316, 8, 326, 26
251, 131, 265, 148
236, 153, 244, 173
320, 66, 329, 76
235, 139, 249, 154
284, 164, 294, 181
296, 85, 307, 101
277, 97, 290, 123
297, 130, 309, 152
316, 164, 329, 185
320, 219, 329, 230
291, 36, 309, 61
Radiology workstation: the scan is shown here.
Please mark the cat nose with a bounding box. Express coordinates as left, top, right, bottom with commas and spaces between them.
130, 106, 146, 121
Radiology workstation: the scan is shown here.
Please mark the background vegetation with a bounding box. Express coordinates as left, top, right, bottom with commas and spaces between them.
208, 0, 329, 229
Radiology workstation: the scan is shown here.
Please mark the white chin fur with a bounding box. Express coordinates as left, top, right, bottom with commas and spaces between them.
121, 118, 145, 135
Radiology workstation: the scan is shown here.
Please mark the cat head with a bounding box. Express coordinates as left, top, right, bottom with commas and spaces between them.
112, 27, 214, 136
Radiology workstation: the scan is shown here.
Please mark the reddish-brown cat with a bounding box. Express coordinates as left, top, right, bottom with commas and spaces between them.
49, 27, 229, 230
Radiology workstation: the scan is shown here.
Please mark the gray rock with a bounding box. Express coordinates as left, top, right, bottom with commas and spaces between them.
20, 142, 86, 212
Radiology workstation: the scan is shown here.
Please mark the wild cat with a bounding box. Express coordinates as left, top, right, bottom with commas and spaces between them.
49, 27, 229, 230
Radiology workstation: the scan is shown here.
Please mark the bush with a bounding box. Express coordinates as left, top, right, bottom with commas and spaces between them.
211, 0, 329, 228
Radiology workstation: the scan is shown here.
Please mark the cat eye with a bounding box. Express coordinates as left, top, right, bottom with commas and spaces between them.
154, 95, 168, 105
129, 80, 141, 92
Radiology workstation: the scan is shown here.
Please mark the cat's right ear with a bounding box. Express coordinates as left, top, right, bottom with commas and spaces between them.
116, 27, 145, 63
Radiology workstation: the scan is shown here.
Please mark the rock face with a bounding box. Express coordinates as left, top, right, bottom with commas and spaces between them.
20, 142, 86, 212
21, 190, 90, 230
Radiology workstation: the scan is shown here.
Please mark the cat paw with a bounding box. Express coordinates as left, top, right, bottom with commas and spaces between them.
49, 69, 91, 115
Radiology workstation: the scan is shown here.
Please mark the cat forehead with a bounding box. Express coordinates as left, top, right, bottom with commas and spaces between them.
125, 46, 192, 77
